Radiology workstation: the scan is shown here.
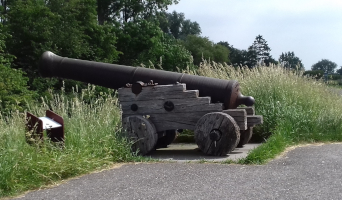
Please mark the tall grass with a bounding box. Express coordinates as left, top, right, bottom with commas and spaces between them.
192, 61, 342, 163
2, 62, 342, 197
0, 85, 144, 197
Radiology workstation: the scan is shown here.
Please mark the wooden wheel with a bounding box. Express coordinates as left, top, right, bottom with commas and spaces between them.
237, 127, 253, 148
194, 112, 240, 156
155, 130, 178, 149
122, 115, 158, 155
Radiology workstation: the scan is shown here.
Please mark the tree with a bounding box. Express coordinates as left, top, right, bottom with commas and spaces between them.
158, 11, 201, 39
97, 0, 179, 25
182, 35, 230, 66
135, 34, 193, 71
97, 1, 196, 72
303, 70, 324, 79
218, 41, 249, 67
336, 66, 342, 75
0, 0, 15, 23
181, 19, 201, 39
311, 59, 337, 74
114, 19, 193, 71
248, 35, 275, 66
0, 23, 35, 114
246, 45, 258, 67
114, 19, 164, 66
5, 0, 120, 91
219, 35, 276, 69
279, 51, 304, 70
213, 44, 230, 65
230, 49, 250, 67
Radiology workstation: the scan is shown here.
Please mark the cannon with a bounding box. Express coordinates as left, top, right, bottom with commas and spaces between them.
39, 51, 263, 156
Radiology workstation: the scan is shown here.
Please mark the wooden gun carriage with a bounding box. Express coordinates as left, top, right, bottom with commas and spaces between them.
39, 51, 263, 156
118, 81, 262, 156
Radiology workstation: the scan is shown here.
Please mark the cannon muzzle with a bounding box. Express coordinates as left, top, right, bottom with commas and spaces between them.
39, 51, 255, 109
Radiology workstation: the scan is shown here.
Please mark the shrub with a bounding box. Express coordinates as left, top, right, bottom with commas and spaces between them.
135, 34, 195, 71
0, 65, 35, 115
303, 70, 324, 79
0, 23, 36, 115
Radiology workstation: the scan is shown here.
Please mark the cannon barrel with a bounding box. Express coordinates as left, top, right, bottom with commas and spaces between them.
39, 51, 255, 109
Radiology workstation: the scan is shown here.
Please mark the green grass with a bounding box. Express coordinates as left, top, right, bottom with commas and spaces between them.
0, 86, 149, 197
2, 62, 342, 197
192, 61, 342, 164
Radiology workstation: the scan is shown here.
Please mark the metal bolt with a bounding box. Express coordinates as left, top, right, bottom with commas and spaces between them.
209, 129, 222, 141
164, 101, 174, 112
131, 104, 138, 111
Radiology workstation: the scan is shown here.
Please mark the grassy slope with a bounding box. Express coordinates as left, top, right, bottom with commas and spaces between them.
2, 63, 342, 196
194, 61, 342, 164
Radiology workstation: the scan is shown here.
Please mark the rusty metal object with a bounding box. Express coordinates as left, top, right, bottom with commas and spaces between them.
25, 110, 64, 145
39, 51, 255, 109
26, 112, 44, 143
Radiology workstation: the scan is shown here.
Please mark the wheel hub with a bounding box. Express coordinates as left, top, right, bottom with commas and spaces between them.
209, 129, 222, 141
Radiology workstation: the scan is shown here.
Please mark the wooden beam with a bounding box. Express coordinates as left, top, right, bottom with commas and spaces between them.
120, 97, 223, 115
247, 115, 263, 127
237, 107, 255, 115
118, 84, 199, 101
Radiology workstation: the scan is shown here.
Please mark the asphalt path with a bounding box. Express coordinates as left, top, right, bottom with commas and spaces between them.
149, 143, 261, 162
15, 143, 342, 200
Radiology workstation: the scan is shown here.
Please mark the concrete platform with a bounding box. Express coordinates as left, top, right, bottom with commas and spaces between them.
148, 143, 261, 162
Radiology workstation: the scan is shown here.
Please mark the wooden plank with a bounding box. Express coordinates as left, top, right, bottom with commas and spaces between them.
124, 112, 204, 131
222, 109, 247, 130
118, 84, 199, 102
120, 98, 223, 115
123, 111, 247, 132
226, 116, 246, 122
237, 107, 255, 115
153, 121, 196, 131
224, 109, 247, 117
247, 115, 263, 127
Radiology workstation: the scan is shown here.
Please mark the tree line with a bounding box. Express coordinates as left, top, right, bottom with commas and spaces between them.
0, 0, 340, 114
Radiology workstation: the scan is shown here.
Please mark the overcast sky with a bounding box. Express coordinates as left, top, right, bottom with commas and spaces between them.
168, 0, 342, 71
